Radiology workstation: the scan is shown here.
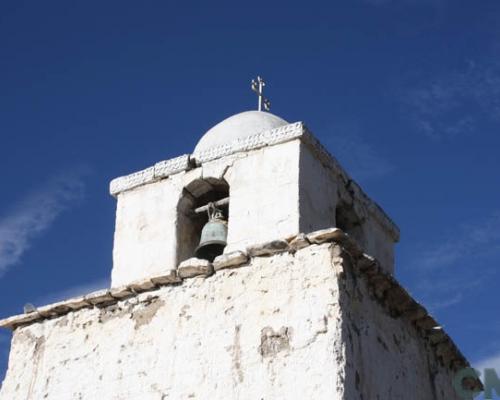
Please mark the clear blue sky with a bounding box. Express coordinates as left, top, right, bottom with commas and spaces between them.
1, 0, 499, 387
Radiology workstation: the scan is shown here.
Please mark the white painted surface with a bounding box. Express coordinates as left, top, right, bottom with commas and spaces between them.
111, 137, 396, 285
0, 244, 462, 400
194, 111, 288, 155
339, 250, 461, 399
224, 140, 301, 252
111, 177, 183, 287
0, 245, 342, 400
298, 142, 338, 233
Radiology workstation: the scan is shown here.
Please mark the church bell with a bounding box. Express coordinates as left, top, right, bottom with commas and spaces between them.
195, 203, 228, 262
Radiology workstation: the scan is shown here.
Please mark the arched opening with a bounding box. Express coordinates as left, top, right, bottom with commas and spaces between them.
176, 178, 229, 263
335, 202, 366, 247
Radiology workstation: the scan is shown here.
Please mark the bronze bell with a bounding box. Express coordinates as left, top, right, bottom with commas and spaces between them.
195, 203, 227, 262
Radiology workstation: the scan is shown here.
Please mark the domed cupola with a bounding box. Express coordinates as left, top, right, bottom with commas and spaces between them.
193, 111, 288, 155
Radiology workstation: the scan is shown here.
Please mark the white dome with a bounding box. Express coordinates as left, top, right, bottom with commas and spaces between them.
194, 111, 288, 154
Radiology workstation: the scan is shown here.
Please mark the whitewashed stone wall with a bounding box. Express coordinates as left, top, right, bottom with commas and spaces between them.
111, 137, 397, 288
337, 250, 460, 399
298, 141, 338, 233
224, 140, 301, 253
111, 141, 303, 286
112, 177, 184, 287
110, 122, 400, 287
0, 244, 464, 400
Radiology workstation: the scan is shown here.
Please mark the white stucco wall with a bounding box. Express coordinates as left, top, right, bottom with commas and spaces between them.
298, 142, 338, 233
111, 138, 396, 286
111, 141, 303, 285
111, 176, 184, 287
0, 244, 463, 400
224, 140, 301, 252
362, 217, 395, 273
337, 251, 461, 399
298, 142, 395, 273
1, 245, 343, 400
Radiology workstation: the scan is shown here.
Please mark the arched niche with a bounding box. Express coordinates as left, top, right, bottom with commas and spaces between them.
335, 201, 366, 248
176, 177, 229, 264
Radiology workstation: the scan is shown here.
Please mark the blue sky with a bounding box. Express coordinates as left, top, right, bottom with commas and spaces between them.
1, 0, 499, 390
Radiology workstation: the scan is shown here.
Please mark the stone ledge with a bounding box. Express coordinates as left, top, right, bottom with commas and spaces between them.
247, 239, 289, 257
177, 258, 214, 278
213, 251, 248, 271
0, 228, 477, 389
109, 155, 191, 197
0, 269, 179, 329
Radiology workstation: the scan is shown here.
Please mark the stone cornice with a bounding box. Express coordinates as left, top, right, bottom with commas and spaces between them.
109, 154, 191, 196
108, 122, 399, 240
0, 228, 478, 389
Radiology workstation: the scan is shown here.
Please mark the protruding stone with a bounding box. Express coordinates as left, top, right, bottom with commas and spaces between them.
37, 303, 68, 318
385, 285, 413, 313
401, 304, 427, 322
109, 285, 135, 300
150, 270, 181, 285
306, 228, 345, 244
65, 296, 93, 311
128, 278, 157, 293
357, 253, 377, 271
213, 251, 248, 271
436, 342, 456, 363
84, 290, 115, 306
415, 315, 439, 331
425, 326, 447, 345
178, 258, 214, 278
341, 234, 363, 258
247, 239, 289, 257
0, 312, 42, 329
369, 274, 393, 300
288, 233, 310, 251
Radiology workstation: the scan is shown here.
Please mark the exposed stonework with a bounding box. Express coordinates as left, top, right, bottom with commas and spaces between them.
213, 251, 248, 271
246, 239, 289, 257
177, 258, 214, 278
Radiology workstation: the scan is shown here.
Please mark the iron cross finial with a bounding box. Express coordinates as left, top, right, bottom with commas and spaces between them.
251, 76, 271, 111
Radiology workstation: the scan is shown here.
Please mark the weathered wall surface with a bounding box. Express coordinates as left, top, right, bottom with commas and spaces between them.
112, 177, 183, 286
337, 251, 462, 400
0, 243, 464, 400
298, 142, 338, 234
0, 245, 344, 400
111, 136, 397, 287
224, 140, 301, 253
112, 140, 303, 285
298, 141, 396, 274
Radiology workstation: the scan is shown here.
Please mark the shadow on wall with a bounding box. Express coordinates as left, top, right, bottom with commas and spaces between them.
335, 202, 366, 248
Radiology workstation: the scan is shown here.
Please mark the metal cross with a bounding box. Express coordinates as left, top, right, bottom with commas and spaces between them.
251, 76, 271, 111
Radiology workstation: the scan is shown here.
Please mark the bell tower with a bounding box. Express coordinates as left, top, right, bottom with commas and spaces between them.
109, 110, 399, 287
0, 85, 480, 400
